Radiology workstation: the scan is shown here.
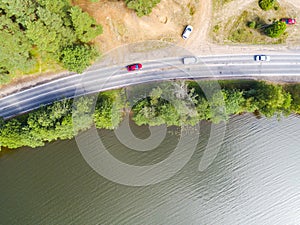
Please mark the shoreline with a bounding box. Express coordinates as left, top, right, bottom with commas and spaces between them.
1, 79, 299, 151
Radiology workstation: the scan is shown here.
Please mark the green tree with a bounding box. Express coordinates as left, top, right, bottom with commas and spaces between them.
36, 7, 76, 47
27, 100, 72, 142
94, 91, 125, 129
258, 0, 275, 11
0, 0, 37, 26
72, 95, 97, 133
125, 0, 161, 17
94, 97, 114, 129
132, 82, 199, 126
207, 91, 227, 123
70, 6, 103, 43
222, 89, 245, 115
248, 21, 256, 29
253, 82, 291, 117
0, 119, 44, 149
286, 84, 300, 113
37, 0, 70, 18
265, 21, 286, 38
0, 0, 103, 78
26, 20, 61, 53
60, 45, 96, 73
133, 98, 157, 126
0, 14, 34, 77
133, 98, 172, 126
196, 97, 211, 121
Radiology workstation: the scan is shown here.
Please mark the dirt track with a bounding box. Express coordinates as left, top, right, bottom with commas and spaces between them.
183, 0, 300, 55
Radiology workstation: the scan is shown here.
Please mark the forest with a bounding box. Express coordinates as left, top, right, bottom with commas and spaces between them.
0, 0, 103, 84
1, 80, 300, 150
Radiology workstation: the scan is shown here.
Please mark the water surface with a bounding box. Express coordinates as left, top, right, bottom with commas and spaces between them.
1, 114, 300, 224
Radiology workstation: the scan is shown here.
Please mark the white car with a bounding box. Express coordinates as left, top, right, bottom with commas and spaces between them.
254, 55, 270, 62
182, 25, 193, 39
183, 56, 198, 64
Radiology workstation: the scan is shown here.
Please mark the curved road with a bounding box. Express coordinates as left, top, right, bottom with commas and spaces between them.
1, 54, 300, 119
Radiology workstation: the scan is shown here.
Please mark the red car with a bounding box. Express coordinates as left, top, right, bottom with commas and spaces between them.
281, 18, 296, 25
127, 63, 142, 71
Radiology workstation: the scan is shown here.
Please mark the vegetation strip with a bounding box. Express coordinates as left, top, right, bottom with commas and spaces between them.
1, 80, 300, 150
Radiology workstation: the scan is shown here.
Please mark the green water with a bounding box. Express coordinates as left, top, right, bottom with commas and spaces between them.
1, 114, 300, 224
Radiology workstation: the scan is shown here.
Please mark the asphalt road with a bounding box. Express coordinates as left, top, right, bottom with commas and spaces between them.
1, 54, 300, 119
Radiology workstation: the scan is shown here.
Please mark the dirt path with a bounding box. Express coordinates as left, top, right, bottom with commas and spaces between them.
184, 0, 300, 55
180, 0, 211, 50
186, 0, 257, 48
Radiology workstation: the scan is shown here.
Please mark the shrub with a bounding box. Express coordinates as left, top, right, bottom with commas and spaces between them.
248, 21, 256, 29
188, 3, 196, 16
125, 0, 161, 17
265, 21, 286, 38
274, 2, 280, 10
213, 24, 220, 32
258, 0, 275, 11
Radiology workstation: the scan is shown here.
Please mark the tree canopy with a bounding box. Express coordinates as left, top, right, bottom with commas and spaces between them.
258, 0, 276, 11
60, 45, 96, 73
0, 0, 103, 82
70, 6, 103, 43
0, 90, 125, 150
0, 14, 34, 76
1, 81, 299, 150
265, 21, 287, 38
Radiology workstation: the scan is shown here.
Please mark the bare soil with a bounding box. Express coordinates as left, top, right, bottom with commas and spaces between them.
75, 0, 198, 52
1, 0, 300, 97
211, 0, 300, 45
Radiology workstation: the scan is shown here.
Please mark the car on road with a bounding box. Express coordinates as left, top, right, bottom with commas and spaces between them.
127, 63, 142, 71
254, 55, 271, 62
183, 56, 198, 64
281, 18, 296, 25
182, 25, 193, 39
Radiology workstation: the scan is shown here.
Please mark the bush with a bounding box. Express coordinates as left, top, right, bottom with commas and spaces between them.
125, 0, 161, 17
265, 21, 286, 38
248, 21, 256, 29
274, 2, 280, 10
258, 0, 275, 11
213, 24, 220, 32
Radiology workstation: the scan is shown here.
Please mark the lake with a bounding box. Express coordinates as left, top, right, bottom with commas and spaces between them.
1, 113, 300, 224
